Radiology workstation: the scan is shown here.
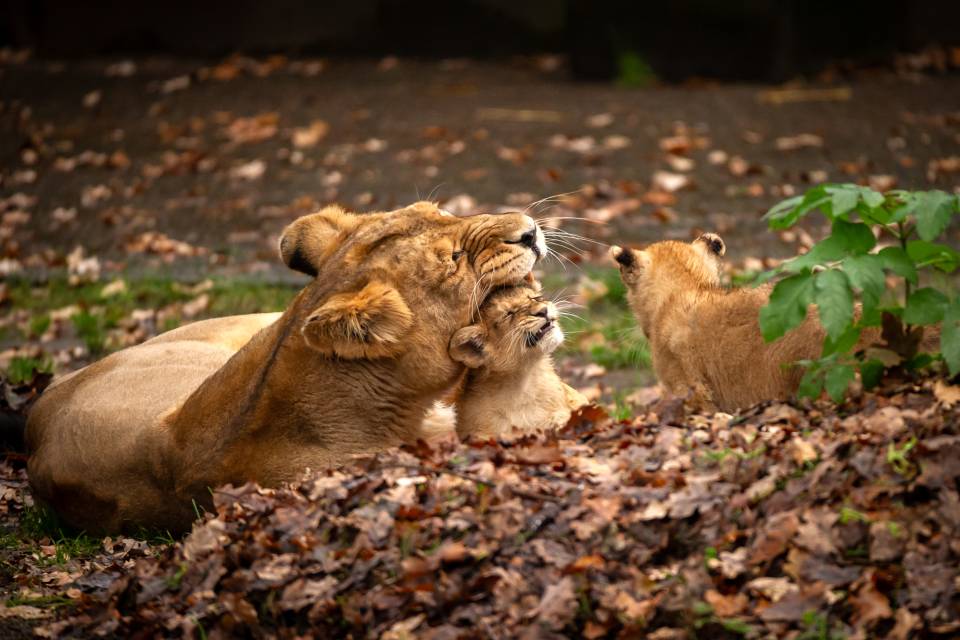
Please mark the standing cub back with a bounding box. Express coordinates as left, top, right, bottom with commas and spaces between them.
611, 234, 830, 411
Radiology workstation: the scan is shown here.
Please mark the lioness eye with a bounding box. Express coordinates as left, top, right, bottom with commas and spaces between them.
452, 250, 464, 261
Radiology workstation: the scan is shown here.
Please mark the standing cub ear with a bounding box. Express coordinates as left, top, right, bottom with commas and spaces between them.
302, 282, 413, 359
695, 233, 725, 257
608, 245, 650, 285
279, 206, 358, 277
449, 325, 488, 369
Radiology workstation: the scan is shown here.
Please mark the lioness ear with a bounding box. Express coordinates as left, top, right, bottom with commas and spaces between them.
279, 206, 358, 277
695, 233, 725, 257
302, 282, 413, 359
449, 325, 488, 369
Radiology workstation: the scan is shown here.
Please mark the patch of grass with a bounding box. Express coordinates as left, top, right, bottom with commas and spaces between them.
6, 276, 298, 320
838, 506, 870, 525
590, 333, 650, 370
70, 310, 107, 353
7, 276, 299, 357
17, 503, 102, 566
28, 313, 51, 338
6, 355, 54, 383
797, 610, 846, 640
4, 594, 74, 608
206, 281, 298, 317
552, 266, 651, 371
611, 391, 633, 422
887, 437, 918, 476
617, 51, 657, 87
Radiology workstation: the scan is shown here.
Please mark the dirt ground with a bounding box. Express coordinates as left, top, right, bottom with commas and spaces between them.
2, 54, 959, 280
1, 54, 960, 638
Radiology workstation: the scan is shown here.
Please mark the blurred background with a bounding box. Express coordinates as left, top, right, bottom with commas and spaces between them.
1, 0, 959, 403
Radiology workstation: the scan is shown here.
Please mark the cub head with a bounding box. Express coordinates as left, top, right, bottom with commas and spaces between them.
608, 233, 725, 323
278, 202, 547, 388
449, 282, 564, 373
609, 232, 725, 286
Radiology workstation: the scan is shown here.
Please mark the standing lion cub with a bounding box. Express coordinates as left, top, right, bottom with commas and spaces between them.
610, 234, 831, 412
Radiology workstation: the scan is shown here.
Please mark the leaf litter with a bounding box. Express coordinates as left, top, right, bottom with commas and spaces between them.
4, 376, 955, 637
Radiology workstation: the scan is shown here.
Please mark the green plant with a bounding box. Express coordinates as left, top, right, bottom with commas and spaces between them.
617, 51, 656, 87
797, 610, 846, 640
887, 436, 918, 476
70, 310, 107, 353
761, 184, 960, 401
6, 355, 54, 384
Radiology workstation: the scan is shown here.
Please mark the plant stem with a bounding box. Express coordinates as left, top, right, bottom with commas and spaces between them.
897, 222, 911, 304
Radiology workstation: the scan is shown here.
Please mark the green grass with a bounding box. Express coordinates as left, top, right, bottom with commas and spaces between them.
4, 275, 300, 352
18, 503, 102, 566
6, 355, 54, 383
4, 594, 74, 608
617, 51, 657, 87
552, 266, 652, 372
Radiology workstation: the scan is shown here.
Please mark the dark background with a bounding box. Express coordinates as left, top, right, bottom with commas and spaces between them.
3, 0, 959, 81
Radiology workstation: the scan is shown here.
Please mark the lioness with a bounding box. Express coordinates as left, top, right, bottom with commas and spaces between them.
26, 202, 547, 533
610, 234, 902, 412
447, 283, 587, 438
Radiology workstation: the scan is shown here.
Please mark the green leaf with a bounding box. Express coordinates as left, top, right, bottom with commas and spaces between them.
763, 194, 804, 228
878, 246, 918, 284
887, 191, 920, 223
903, 287, 949, 325
815, 269, 854, 341
760, 273, 815, 342
906, 240, 960, 273
765, 187, 830, 230
797, 368, 824, 400
824, 364, 855, 402
783, 220, 876, 272
913, 190, 955, 242
861, 188, 886, 208
822, 325, 861, 357
859, 359, 884, 389
842, 254, 885, 313
783, 236, 847, 271
830, 187, 859, 218
830, 219, 876, 255
943, 297, 960, 377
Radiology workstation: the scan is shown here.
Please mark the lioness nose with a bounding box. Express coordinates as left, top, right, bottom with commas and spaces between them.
533, 306, 549, 318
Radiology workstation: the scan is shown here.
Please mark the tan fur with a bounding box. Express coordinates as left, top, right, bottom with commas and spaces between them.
448, 284, 587, 438
610, 234, 917, 413
26, 202, 548, 534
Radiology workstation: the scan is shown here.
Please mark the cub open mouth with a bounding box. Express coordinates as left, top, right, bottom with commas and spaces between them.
526, 320, 554, 348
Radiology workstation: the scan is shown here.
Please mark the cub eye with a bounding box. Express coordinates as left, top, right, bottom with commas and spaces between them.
452, 250, 465, 262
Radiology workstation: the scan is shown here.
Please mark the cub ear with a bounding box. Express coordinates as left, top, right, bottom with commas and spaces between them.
449, 325, 488, 369
695, 233, 726, 257
302, 282, 413, 359
608, 245, 649, 284
279, 206, 357, 277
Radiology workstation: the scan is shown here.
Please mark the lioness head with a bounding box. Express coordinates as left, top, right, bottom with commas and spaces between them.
449, 282, 564, 372
278, 201, 547, 388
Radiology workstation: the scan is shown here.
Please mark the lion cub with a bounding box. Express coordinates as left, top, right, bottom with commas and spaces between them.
611, 234, 828, 412
447, 283, 587, 438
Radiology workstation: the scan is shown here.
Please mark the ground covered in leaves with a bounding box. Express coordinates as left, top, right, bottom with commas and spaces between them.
3, 51, 960, 637
3, 377, 956, 638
